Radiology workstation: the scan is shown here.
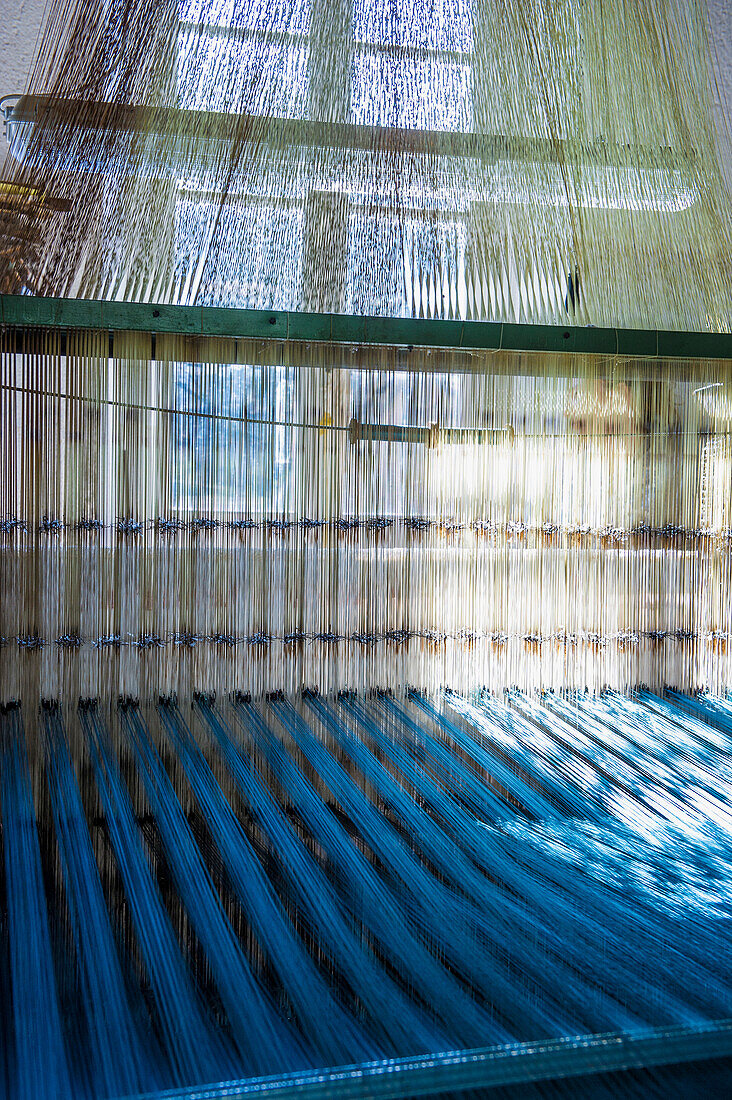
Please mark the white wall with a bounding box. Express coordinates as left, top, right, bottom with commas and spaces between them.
708, 0, 732, 181
0, 0, 47, 97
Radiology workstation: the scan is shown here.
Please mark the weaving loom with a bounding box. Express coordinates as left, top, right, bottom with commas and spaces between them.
2, 0, 732, 1097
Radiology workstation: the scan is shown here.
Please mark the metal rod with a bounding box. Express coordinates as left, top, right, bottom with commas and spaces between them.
127, 1019, 732, 1100
3, 295, 732, 361
349, 418, 514, 445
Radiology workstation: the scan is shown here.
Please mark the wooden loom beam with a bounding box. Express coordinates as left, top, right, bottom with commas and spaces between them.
9, 95, 688, 169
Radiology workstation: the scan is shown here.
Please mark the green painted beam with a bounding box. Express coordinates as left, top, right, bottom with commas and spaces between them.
2, 295, 732, 361
132, 1019, 732, 1100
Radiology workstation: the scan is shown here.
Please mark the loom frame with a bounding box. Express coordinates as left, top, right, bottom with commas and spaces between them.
5, 294, 732, 1096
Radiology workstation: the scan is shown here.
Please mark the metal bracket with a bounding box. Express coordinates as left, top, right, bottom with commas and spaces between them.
0, 95, 21, 145
349, 418, 514, 446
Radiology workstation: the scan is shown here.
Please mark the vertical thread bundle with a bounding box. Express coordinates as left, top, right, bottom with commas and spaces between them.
2, 331, 732, 702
